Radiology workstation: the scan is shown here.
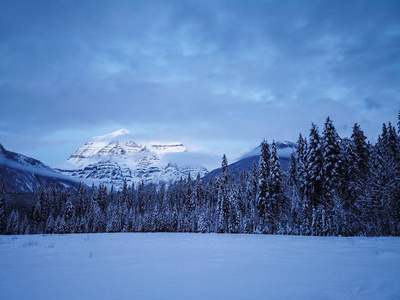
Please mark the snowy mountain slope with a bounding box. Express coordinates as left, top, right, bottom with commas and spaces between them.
204, 140, 296, 180
55, 129, 208, 189
0, 144, 80, 192
67, 129, 187, 168
237, 140, 297, 160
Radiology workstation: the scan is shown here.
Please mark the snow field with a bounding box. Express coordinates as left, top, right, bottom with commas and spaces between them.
0, 233, 399, 299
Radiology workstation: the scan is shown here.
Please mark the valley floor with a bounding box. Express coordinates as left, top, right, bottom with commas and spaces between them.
0, 233, 399, 299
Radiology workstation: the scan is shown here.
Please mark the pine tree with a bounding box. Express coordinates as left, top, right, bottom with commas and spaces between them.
195, 173, 205, 208
306, 123, 323, 209
106, 205, 121, 233
295, 134, 311, 235
287, 152, 301, 234
45, 214, 55, 234
64, 197, 75, 233
96, 184, 108, 213
137, 181, 145, 215
185, 172, 194, 212
6, 210, 20, 235
398, 109, 400, 134
0, 183, 6, 234
320, 117, 343, 211
32, 198, 43, 233
249, 162, 258, 232
269, 141, 284, 232
54, 215, 66, 234
257, 141, 270, 232
75, 182, 86, 218
92, 202, 106, 233
369, 122, 400, 235
217, 154, 230, 233
344, 123, 370, 235
296, 134, 308, 201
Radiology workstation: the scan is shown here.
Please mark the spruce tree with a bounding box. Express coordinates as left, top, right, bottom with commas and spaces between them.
369, 122, 400, 235
217, 155, 230, 233
346, 123, 370, 235
270, 141, 284, 232
257, 141, 270, 232
320, 117, 343, 235
296, 134, 308, 201
321, 118, 343, 203
0, 183, 6, 234
6, 210, 20, 235
45, 214, 55, 234
295, 134, 311, 234
195, 173, 205, 208
306, 123, 323, 209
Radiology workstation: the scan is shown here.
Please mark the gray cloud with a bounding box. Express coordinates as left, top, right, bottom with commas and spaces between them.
1, 0, 399, 166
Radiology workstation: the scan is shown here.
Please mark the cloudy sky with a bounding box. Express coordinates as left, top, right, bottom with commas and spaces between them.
1, 0, 399, 168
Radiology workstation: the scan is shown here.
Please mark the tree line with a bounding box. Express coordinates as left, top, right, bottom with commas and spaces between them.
1, 116, 399, 236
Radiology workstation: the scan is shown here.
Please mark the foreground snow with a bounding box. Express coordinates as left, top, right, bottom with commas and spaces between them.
0, 233, 399, 299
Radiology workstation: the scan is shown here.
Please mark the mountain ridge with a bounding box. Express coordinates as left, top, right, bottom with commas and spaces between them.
0, 143, 80, 193
56, 129, 208, 189
203, 140, 296, 181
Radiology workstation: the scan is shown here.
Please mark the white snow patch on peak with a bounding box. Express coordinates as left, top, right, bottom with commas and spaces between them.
237, 140, 297, 161
93, 129, 130, 142
54, 129, 208, 188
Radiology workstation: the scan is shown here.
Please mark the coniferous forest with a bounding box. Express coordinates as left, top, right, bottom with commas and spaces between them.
1, 116, 400, 236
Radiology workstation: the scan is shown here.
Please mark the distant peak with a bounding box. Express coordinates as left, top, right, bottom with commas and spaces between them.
93, 129, 130, 142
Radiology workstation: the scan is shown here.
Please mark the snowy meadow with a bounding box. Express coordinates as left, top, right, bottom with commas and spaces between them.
1, 233, 399, 299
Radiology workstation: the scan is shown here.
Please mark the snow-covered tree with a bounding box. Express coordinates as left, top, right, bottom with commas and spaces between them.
270, 141, 284, 232
0, 183, 6, 234
306, 123, 323, 208
217, 155, 230, 233
257, 141, 270, 232
320, 117, 343, 221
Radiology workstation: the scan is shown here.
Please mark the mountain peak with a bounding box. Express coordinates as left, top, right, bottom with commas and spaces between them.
237, 140, 297, 161
93, 129, 130, 142
64, 129, 188, 171
57, 130, 205, 189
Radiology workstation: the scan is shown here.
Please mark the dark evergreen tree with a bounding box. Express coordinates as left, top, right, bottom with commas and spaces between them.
296, 134, 308, 202
45, 214, 55, 234
368, 122, 400, 235
295, 134, 311, 235
306, 123, 323, 209
0, 183, 6, 234
287, 152, 300, 234
320, 117, 343, 235
344, 124, 370, 235
64, 197, 76, 232
257, 141, 271, 232
321, 117, 343, 198
195, 173, 205, 208
217, 154, 230, 233
269, 141, 284, 232
6, 210, 20, 235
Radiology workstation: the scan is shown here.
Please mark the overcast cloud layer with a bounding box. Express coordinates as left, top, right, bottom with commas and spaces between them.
1, 0, 399, 167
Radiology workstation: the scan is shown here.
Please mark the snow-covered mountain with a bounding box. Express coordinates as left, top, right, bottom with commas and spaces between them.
203, 140, 296, 181
55, 129, 208, 189
237, 140, 297, 161
0, 144, 80, 192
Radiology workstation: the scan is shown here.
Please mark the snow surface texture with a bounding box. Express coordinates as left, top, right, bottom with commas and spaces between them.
1, 233, 399, 300
55, 129, 209, 189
